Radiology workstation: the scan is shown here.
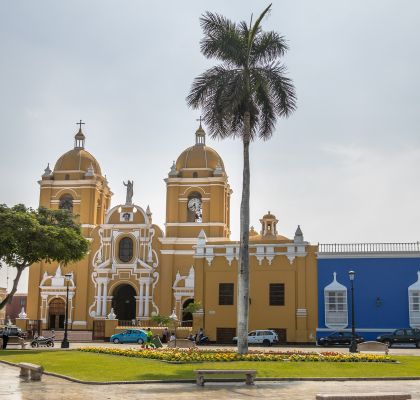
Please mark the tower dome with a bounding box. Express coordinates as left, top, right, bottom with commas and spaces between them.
174, 123, 225, 176
53, 124, 102, 176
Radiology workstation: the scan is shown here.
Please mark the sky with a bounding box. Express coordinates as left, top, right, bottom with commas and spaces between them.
0, 0, 419, 293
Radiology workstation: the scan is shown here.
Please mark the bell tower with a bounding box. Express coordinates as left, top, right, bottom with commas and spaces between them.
39, 122, 112, 236
164, 123, 231, 239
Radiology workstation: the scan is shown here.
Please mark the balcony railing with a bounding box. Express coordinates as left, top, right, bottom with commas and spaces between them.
318, 242, 420, 254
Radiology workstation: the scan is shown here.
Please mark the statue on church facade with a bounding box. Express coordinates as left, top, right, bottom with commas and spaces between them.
123, 180, 134, 204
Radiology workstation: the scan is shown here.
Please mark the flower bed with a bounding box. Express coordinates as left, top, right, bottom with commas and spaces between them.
79, 347, 394, 363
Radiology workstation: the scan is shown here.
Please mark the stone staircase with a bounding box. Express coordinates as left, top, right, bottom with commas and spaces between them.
41, 330, 93, 342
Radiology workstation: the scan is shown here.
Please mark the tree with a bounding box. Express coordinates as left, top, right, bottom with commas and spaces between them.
0, 204, 90, 310
150, 314, 171, 326
187, 4, 296, 354
183, 301, 202, 315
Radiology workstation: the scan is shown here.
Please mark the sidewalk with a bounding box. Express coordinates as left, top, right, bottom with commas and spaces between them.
1, 363, 420, 400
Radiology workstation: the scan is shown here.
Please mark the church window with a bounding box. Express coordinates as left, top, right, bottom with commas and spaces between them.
65, 174, 70, 180
269, 283, 285, 306
187, 192, 202, 223
219, 283, 234, 305
119, 237, 133, 263
59, 194, 73, 212
193, 172, 198, 178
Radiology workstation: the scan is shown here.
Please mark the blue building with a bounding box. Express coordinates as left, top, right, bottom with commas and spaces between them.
317, 243, 420, 342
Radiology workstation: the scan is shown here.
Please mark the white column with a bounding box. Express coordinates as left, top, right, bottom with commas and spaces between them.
69, 295, 73, 323
40, 295, 48, 323
144, 281, 150, 317
96, 281, 103, 317
101, 279, 108, 317
138, 282, 144, 317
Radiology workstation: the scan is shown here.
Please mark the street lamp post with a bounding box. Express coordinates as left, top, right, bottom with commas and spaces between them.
348, 270, 357, 353
61, 273, 72, 349
169, 309, 178, 348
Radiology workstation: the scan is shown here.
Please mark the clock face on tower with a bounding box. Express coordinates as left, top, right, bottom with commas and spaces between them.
187, 197, 202, 222
187, 197, 200, 212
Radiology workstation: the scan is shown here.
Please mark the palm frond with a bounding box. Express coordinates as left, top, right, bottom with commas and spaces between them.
251, 75, 276, 139
250, 31, 288, 65
200, 12, 245, 65
187, 4, 296, 141
254, 63, 297, 118
247, 4, 272, 56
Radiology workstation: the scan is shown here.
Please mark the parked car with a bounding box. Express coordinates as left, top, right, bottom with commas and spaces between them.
110, 329, 147, 344
0, 326, 25, 338
377, 328, 420, 348
233, 330, 279, 346
317, 332, 364, 346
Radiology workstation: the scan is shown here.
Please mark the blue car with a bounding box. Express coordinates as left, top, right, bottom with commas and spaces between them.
110, 329, 147, 344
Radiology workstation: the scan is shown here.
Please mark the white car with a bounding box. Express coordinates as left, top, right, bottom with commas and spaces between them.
233, 330, 279, 346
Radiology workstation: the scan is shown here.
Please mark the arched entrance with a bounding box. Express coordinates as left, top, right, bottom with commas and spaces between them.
49, 298, 65, 330
112, 284, 136, 321
182, 298, 194, 327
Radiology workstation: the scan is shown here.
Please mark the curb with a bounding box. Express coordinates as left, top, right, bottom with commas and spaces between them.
1, 359, 420, 385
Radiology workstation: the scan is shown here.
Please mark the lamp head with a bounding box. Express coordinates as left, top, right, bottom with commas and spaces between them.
348, 270, 355, 281
64, 273, 72, 281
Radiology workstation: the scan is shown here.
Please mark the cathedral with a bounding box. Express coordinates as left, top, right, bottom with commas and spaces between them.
26, 123, 318, 343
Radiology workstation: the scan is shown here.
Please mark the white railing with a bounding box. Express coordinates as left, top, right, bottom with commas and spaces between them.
318, 242, 420, 254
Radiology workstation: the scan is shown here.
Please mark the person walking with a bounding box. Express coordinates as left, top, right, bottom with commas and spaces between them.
2, 329, 9, 350
145, 328, 153, 348
161, 327, 169, 344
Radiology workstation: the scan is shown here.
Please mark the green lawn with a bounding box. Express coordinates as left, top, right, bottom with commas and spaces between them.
1, 350, 420, 382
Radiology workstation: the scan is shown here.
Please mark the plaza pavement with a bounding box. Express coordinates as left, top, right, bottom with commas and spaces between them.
2, 343, 420, 399
1, 362, 420, 400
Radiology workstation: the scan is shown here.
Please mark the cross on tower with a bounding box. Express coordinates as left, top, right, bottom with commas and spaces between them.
196, 116, 203, 128
76, 120, 85, 130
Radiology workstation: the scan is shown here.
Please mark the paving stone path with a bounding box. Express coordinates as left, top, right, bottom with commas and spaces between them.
1, 363, 420, 400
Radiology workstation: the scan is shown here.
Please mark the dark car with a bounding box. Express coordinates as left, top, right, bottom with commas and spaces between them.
317, 332, 364, 346
0, 326, 25, 338
377, 328, 420, 348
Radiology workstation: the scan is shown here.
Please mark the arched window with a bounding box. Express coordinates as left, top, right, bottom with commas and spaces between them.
119, 237, 133, 263
324, 272, 348, 330
187, 192, 202, 223
59, 194, 73, 212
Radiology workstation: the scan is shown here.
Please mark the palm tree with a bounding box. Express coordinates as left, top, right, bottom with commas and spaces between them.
186, 4, 296, 354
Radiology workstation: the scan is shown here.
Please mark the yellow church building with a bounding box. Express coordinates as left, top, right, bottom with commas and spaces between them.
26, 123, 318, 343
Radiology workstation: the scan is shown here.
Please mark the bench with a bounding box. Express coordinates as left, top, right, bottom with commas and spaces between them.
0, 337, 27, 349
167, 339, 196, 349
17, 363, 44, 381
194, 369, 256, 386
357, 341, 389, 355
316, 394, 411, 400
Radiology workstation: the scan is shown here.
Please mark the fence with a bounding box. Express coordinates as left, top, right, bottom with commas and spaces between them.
318, 242, 420, 254
117, 319, 193, 328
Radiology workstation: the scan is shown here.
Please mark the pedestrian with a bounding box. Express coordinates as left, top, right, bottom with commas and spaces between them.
170, 332, 176, 341
2, 329, 9, 350
161, 327, 169, 343
146, 328, 153, 348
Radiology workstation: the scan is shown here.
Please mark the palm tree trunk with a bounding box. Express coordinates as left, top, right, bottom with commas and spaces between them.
237, 111, 251, 354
